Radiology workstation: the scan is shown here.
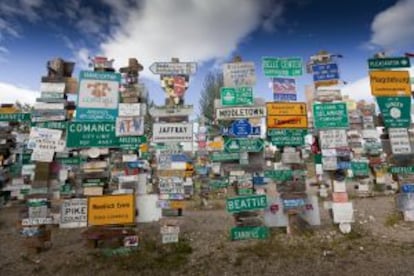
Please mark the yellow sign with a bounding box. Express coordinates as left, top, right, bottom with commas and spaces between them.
140, 143, 148, 152
369, 70, 411, 96
267, 115, 308, 129
207, 140, 224, 150
87, 194, 135, 226
266, 102, 307, 116
0, 107, 18, 114
314, 79, 339, 88
157, 170, 193, 177
170, 200, 185, 209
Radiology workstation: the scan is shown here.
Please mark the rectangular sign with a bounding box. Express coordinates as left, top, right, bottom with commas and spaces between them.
40, 82, 65, 93
224, 138, 264, 153
0, 113, 31, 122
272, 78, 296, 95
220, 87, 253, 106
118, 136, 147, 150
115, 116, 144, 136
87, 194, 135, 226
118, 103, 143, 116
266, 115, 308, 129
369, 70, 411, 96
215, 106, 266, 120
32, 121, 67, 130
266, 102, 307, 116
273, 93, 297, 101
210, 152, 240, 162
313, 102, 349, 129
312, 63, 339, 82
376, 96, 411, 128
223, 62, 256, 87
76, 70, 120, 121
368, 57, 411, 69
268, 129, 307, 146
149, 62, 197, 75
262, 57, 303, 77
264, 169, 292, 181
389, 128, 412, 154
315, 89, 342, 101
66, 121, 118, 148
60, 198, 87, 228
230, 226, 269, 241
319, 129, 348, 149
351, 161, 369, 177
389, 166, 414, 174
152, 122, 193, 143
226, 194, 267, 213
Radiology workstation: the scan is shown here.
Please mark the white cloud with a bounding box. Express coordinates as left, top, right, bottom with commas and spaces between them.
369, 0, 414, 50
100, 0, 285, 79
0, 82, 38, 105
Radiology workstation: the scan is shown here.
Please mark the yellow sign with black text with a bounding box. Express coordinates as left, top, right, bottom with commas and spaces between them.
267, 115, 308, 129
87, 194, 135, 226
266, 102, 307, 116
369, 70, 411, 96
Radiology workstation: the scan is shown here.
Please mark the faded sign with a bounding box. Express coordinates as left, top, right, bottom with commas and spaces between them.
116, 117, 144, 136
60, 198, 87, 228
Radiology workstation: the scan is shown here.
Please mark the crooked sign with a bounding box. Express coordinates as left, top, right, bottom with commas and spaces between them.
149, 62, 197, 75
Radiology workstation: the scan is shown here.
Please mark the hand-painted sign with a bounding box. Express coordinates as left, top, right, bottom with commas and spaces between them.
312, 63, 339, 82
215, 106, 266, 120
369, 70, 411, 96
220, 87, 253, 106
268, 129, 307, 146
87, 194, 135, 226
223, 62, 256, 87
76, 70, 120, 121
262, 57, 303, 77
224, 138, 264, 153
272, 78, 297, 101
313, 102, 349, 129
230, 226, 269, 241
149, 62, 197, 75
226, 194, 267, 213
368, 57, 411, 69
376, 96, 411, 128
152, 122, 193, 143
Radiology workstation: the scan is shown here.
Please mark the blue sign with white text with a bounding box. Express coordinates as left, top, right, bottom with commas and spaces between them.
232, 119, 252, 137
222, 123, 260, 137
312, 63, 339, 82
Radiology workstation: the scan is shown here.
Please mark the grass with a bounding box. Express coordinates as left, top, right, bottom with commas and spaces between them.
384, 212, 402, 227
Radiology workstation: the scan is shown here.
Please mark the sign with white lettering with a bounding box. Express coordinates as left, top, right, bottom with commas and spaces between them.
215, 106, 266, 120
76, 70, 121, 121
60, 198, 87, 228
152, 122, 193, 143
226, 194, 267, 213
66, 121, 118, 148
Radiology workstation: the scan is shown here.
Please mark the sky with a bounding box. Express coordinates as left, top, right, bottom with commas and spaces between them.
0, 0, 413, 115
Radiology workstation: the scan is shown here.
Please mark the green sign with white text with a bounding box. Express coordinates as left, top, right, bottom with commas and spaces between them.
268, 129, 307, 146
262, 57, 303, 77
313, 102, 349, 129
210, 152, 240, 162
0, 113, 31, 122
226, 194, 267, 213
389, 166, 414, 174
220, 87, 253, 106
376, 96, 411, 128
224, 138, 264, 153
230, 226, 269, 241
368, 57, 410, 69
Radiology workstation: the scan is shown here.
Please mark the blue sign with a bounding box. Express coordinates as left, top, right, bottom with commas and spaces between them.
337, 161, 351, 170
312, 63, 339, 82
127, 161, 146, 169
273, 93, 297, 101
222, 123, 260, 137
231, 119, 251, 137
282, 198, 305, 210
253, 176, 265, 185
401, 184, 414, 193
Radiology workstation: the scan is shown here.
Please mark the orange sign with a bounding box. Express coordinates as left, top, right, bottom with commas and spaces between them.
369, 70, 411, 96
87, 194, 135, 226
266, 115, 308, 129
266, 102, 307, 116
314, 79, 339, 88
170, 200, 185, 209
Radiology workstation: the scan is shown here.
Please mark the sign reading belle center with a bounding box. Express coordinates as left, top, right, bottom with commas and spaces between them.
87, 194, 135, 226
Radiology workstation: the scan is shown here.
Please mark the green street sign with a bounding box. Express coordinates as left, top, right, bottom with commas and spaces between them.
224, 138, 264, 153
221, 87, 253, 106
226, 194, 267, 213
209, 179, 229, 190
0, 113, 31, 122
230, 226, 269, 241
376, 96, 411, 128
313, 102, 349, 129
389, 166, 414, 174
31, 121, 67, 130
22, 153, 33, 165
368, 57, 411, 69
262, 57, 303, 77
56, 156, 84, 166
268, 129, 307, 146
66, 121, 148, 148
264, 170, 292, 181
210, 152, 240, 162
351, 161, 369, 177
238, 188, 253, 195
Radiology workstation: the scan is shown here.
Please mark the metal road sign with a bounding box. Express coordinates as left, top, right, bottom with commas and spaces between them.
369, 70, 411, 96
230, 226, 269, 241
376, 96, 411, 128
262, 57, 303, 77
368, 57, 411, 69
215, 106, 266, 120
312, 63, 339, 82
389, 166, 414, 174
222, 125, 260, 137
266, 102, 306, 116
220, 87, 253, 106
226, 194, 267, 213
313, 102, 349, 129
231, 119, 252, 138
149, 62, 197, 75
266, 115, 308, 129
0, 113, 31, 122
351, 161, 369, 177
224, 138, 264, 153
210, 152, 240, 162
268, 129, 307, 146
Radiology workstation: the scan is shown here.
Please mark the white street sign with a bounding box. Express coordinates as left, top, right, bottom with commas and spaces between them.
389, 128, 412, 154
152, 122, 193, 143
319, 129, 348, 149
215, 106, 266, 120
223, 62, 256, 87
149, 62, 197, 75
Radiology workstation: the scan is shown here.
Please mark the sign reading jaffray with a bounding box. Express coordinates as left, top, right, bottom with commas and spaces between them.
152, 122, 193, 143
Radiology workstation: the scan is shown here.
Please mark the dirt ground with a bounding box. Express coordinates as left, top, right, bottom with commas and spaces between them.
1, 196, 414, 276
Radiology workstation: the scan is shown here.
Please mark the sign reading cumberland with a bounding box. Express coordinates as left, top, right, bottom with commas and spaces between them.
215, 106, 266, 120
376, 96, 411, 128
369, 70, 411, 96
152, 122, 193, 143
66, 121, 146, 148
313, 102, 349, 129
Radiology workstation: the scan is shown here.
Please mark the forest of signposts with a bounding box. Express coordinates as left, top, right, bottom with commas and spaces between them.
0, 51, 413, 254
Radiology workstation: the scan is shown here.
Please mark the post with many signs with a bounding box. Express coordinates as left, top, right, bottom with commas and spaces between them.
369, 54, 414, 220
150, 58, 197, 239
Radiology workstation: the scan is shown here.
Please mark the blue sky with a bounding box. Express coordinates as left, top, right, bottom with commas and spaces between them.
0, 0, 413, 114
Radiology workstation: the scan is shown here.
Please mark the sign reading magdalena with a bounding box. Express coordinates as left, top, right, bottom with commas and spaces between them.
216, 106, 266, 120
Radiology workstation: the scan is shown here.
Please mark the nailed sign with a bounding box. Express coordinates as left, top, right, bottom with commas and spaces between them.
220, 87, 253, 106
368, 57, 411, 69
376, 96, 411, 128
152, 122, 193, 143
266, 102, 307, 116
262, 57, 303, 77
215, 106, 266, 120
272, 78, 297, 101
66, 121, 118, 148
0, 113, 31, 122
224, 138, 264, 153
267, 115, 308, 129
226, 194, 267, 213
115, 117, 144, 136
369, 70, 411, 96
312, 63, 339, 82
222, 62, 256, 87
230, 226, 269, 241
268, 129, 307, 146
313, 102, 349, 129
87, 194, 135, 226
389, 128, 412, 155
60, 198, 87, 228
149, 62, 197, 75
319, 129, 348, 149
210, 152, 240, 162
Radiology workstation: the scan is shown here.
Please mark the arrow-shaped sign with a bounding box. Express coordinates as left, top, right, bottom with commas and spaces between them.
149, 62, 197, 75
